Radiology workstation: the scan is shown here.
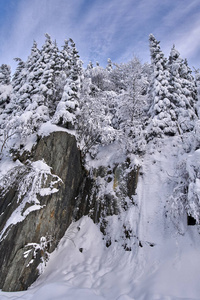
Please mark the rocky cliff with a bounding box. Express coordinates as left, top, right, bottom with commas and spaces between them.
0, 131, 139, 291
0, 131, 85, 291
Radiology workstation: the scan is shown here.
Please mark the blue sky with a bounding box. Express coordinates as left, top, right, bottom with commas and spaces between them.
0, 0, 200, 71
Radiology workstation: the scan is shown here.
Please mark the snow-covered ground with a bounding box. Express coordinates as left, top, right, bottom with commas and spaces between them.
1, 137, 200, 300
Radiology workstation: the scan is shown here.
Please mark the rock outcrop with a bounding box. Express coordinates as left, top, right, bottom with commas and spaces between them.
0, 131, 140, 292
0, 131, 84, 291
75, 159, 140, 225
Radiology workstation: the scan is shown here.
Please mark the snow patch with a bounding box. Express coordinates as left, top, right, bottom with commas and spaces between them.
38, 121, 76, 137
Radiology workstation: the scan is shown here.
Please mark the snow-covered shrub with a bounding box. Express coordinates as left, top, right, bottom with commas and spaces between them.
167, 148, 200, 226
24, 235, 52, 274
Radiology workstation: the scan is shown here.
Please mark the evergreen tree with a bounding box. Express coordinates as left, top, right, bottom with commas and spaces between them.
68, 38, 83, 82
168, 46, 197, 133
148, 34, 177, 137
26, 41, 43, 98
194, 68, 200, 117
180, 59, 198, 113
53, 38, 83, 128
106, 58, 113, 72
12, 58, 26, 95
0, 64, 11, 85
12, 58, 30, 110
38, 33, 62, 113
87, 61, 93, 70
0, 64, 12, 110
60, 39, 71, 77
16, 42, 42, 109
12, 43, 43, 110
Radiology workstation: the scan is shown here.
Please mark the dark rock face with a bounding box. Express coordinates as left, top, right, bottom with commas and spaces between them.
75, 161, 140, 224
0, 131, 84, 291
127, 165, 140, 198
0, 131, 140, 292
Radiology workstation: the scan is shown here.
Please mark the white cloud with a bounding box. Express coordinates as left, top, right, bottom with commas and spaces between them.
175, 19, 200, 59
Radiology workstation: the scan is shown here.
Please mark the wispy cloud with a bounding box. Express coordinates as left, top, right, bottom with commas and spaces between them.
151, 0, 200, 64
175, 19, 200, 65
0, 0, 84, 68
0, 0, 199, 71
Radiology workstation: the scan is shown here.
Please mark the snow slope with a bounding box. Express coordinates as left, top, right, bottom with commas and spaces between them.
1, 137, 200, 300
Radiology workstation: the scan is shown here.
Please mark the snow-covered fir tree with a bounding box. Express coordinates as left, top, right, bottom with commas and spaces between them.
0, 64, 12, 110
38, 33, 62, 114
12, 58, 28, 109
87, 61, 93, 70
52, 38, 83, 129
106, 58, 113, 72
60, 39, 71, 75
0, 64, 11, 85
25, 41, 42, 98
148, 34, 177, 137
168, 45, 198, 133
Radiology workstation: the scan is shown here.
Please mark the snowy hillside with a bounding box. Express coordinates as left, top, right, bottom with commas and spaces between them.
1, 136, 200, 300
0, 34, 200, 299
